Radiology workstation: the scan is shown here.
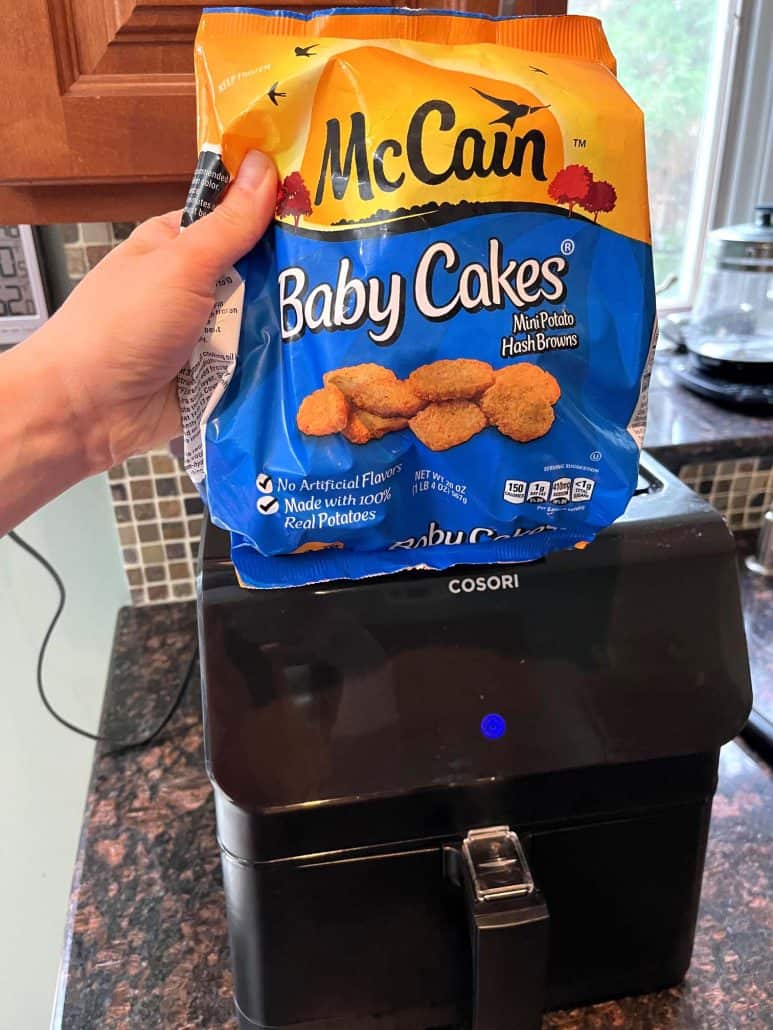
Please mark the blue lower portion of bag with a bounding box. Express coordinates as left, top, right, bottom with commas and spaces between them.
229, 525, 590, 589
199, 204, 655, 588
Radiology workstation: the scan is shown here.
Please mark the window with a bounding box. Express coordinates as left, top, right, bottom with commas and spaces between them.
568, 0, 740, 309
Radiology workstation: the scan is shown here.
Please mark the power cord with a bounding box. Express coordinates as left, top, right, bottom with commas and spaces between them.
7, 528, 197, 752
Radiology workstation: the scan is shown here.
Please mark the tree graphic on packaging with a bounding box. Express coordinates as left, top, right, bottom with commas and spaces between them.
276, 172, 312, 227
580, 179, 618, 222
548, 164, 618, 224
548, 164, 593, 216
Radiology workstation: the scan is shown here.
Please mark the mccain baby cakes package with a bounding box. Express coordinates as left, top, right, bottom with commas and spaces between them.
179, 7, 656, 588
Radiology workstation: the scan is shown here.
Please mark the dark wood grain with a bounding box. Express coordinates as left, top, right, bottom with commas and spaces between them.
1, 1, 567, 222
0, 182, 189, 225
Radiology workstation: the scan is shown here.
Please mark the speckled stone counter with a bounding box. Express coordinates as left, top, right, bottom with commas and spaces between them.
56, 595, 772, 1030
644, 353, 773, 470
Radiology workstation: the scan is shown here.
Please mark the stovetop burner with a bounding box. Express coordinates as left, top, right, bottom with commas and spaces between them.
672, 354, 773, 411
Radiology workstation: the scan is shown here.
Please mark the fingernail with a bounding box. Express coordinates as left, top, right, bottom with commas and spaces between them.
235, 150, 271, 189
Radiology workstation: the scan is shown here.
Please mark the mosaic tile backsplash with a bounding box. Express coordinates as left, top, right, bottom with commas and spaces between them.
61, 221, 136, 281
678, 456, 773, 532
63, 222, 772, 605
108, 451, 203, 606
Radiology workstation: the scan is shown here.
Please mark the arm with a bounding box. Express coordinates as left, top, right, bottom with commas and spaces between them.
0, 333, 91, 534
0, 151, 276, 537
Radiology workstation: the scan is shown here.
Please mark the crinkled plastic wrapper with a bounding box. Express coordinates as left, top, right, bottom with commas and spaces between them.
179, 6, 656, 588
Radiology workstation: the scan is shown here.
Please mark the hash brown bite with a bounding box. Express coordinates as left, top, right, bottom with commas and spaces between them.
357, 409, 410, 437
496, 398, 554, 442
342, 408, 373, 444
296, 384, 349, 436
353, 378, 424, 417
494, 362, 561, 404
409, 400, 486, 451
343, 407, 409, 444
481, 381, 555, 442
324, 363, 396, 397
408, 358, 494, 401
325, 363, 423, 417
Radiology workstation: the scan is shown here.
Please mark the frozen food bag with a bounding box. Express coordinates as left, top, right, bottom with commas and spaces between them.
179, 7, 656, 588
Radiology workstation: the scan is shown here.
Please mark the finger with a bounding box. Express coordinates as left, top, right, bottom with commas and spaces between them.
174, 151, 277, 284
126, 209, 185, 251
153, 209, 185, 234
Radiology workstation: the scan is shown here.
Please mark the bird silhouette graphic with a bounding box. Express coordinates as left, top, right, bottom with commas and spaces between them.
471, 87, 551, 129
267, 82, 286, 106
294, 43, 318, 57
529, 65, 548, 75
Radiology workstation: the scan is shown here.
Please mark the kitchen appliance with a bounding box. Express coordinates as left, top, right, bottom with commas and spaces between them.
672, 204, 773, 408
746, 509, 773, 577
0, 224, 49, 350
741, 509, 773, 766
198, 453, 751, 1030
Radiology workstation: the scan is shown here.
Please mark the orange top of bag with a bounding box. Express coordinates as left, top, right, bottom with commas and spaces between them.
194, 9, 649, 244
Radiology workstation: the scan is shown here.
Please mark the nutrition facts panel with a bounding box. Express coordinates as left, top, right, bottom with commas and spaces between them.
504, 476, 596, 506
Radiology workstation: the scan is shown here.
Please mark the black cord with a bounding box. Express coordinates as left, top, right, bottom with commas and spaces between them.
7, 528, 197, 751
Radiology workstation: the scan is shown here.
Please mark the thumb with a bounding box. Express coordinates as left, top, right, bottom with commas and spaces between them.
175, 150, 277, 284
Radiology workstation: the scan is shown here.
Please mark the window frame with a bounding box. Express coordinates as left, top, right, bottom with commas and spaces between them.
658, 0, 773, 313
568, 0, 771, 314
711, 0, 773, 235
655, 0, 741, 312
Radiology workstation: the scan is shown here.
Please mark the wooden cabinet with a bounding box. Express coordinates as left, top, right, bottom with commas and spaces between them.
1, 0, 208, 222
0, 0, 566, 224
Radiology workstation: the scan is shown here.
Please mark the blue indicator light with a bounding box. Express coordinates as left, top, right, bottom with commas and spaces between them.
480, 713, 506, 740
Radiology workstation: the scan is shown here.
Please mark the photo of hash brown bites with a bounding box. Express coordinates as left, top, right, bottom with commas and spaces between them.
360, 409, 410, 437
481, 381, 555, 442
324, 363, 394, 396
494, 363, 561, 404
325, 363, 424, 417
302, 357, 559, 448
343, 408, 409, 444
409, 400, 487, 451
342, 409, 372, 445
296, 383, 349, 436
359, 378, 424, 418
408, 358, 494, 401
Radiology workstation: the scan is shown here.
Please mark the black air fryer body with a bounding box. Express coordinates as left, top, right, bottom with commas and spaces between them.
198, 454, 751, 1030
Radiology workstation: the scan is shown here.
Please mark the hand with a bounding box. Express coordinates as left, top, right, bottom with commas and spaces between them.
39, 149, 277, 471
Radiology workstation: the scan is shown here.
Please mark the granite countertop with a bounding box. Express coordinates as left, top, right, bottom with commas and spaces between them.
643, 352, 773, 470
56, 569, 773, 1029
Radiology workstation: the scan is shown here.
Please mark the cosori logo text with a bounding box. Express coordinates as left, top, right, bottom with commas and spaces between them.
448, 574, 519, 594
315, 94, 549, 206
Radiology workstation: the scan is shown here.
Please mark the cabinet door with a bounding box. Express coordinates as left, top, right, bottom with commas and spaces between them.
0, 0, 566, 223
1, 0, 211, 221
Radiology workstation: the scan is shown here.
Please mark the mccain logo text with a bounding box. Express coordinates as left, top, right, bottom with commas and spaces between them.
314, 92, 550, 206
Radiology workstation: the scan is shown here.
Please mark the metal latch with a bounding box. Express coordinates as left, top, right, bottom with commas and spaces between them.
462, 826, 534, 903
448, 825, 549, 1030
